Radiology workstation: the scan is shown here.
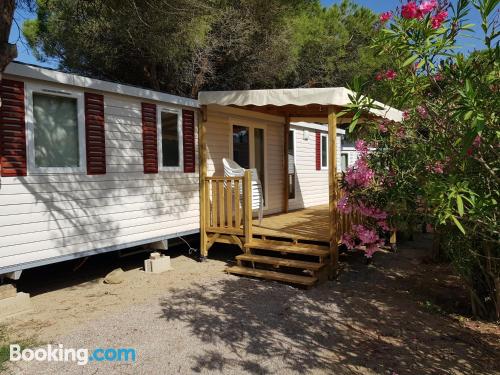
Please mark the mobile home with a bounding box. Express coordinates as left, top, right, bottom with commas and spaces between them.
1, 64, 400, 287
0, 62, 199, 276
198, 89, 402, 285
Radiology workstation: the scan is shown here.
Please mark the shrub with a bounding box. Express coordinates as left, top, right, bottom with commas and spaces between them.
339, 0, 499, 320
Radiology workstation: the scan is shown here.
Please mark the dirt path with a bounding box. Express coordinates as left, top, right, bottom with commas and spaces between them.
2, 234, 499, 374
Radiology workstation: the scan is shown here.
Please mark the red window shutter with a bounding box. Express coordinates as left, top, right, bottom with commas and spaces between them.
182, 109, 195, 173
315, 131, 321, 171
0, 79, 27, 177
84, 93, 106, 175
142, 102, 158, 174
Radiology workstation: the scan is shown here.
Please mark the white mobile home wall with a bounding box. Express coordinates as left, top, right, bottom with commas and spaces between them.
0, 63, 200, 274
288, 123, 342, 210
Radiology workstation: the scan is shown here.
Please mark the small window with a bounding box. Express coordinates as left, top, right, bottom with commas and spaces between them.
27, 87, 85, 174
159, 109, 183, 170
321, 133, 328, 169
341, 153, 349, 172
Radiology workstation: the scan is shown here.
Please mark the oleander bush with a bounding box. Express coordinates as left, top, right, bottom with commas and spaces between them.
339, 0, 499, 320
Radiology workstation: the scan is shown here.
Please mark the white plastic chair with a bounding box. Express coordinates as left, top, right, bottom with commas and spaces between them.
222, 158, 264, 224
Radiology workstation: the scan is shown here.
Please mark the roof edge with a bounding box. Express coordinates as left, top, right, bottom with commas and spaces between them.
199, 87, 402, 122
4, 62, 200, 109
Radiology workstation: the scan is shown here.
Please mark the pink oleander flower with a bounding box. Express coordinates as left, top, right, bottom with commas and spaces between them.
355, 139, 369, 154
341, 233, 356, 250
426, 161, 444, 174
375, 71, 384, 81
341, 223, 387, 258
396, 126, 406, 138
345, 158, 375, 189
352, 225, 378, 244
378, 220, 390, 231
379, 122, 388, 133
418, 0, 437, 16
365, 243, 381, 258
337, 195, 352, 214
401, 2, 419, 19
416, 105, 428, 119
358, 202, 388, 220
385, 69, 397, 80
431, 11, 448, 29
402, 110, 410, 120
380, 11, 392, 23
352, 225, 386, 258
434, 73, 443, 81
473, 135, 482, 148
433, 162, 444, 174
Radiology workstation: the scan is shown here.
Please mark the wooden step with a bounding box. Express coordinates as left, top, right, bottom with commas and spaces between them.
244, 238, 330, 257
226, 266, 317, 286
236, 254, 325, 271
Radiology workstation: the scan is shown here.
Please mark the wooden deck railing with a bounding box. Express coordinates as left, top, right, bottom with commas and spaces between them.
337, 188, 363, 242
203, 172, 386, 251
204, 170, 253, 239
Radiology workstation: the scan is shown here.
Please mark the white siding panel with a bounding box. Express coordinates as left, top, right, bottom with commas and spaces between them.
0, 185, 197, 208
0, 77, 199, 272
1, 214, 200, 253
265, 122, 285, 214
0, 199, 198, 231
288, 125, 341, 211
2, 224, 196, 271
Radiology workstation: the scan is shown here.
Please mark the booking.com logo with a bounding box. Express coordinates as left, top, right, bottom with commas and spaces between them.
10, 344, 136, 366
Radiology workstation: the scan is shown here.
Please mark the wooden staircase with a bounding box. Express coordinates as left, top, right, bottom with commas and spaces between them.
226, 238, 331, 287
202, 174, 333, 287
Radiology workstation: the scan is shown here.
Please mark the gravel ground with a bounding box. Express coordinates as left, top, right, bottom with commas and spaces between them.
4, 235, 500, 375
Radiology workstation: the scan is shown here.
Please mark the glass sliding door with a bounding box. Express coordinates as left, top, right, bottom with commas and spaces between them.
288, 130, 296, 200
232, 125, 266, 204
232, 125, 250, 169
254, 128, 265, 202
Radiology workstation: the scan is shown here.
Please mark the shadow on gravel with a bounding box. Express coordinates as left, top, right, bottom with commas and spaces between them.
159, 235, 499, 375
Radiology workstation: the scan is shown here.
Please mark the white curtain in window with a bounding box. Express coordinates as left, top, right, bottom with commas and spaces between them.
33, 93, 79, 168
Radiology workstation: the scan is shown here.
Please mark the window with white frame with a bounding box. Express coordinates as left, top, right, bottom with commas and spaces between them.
158, 108, 183, 170
27, 85, 85, 173
321, 133, 328, 169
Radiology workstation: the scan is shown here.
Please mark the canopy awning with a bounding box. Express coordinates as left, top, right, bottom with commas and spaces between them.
198, 87, 402, 122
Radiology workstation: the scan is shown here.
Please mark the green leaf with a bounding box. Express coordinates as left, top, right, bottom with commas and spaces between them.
476, 115, 485, 132
451, 215, 466, 234
456, 195, 464, 216
462, 23, 475, 30
402, 54, 419, 67
348, 112, 361, 132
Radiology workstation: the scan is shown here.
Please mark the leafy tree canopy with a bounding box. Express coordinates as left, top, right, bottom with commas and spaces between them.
23, 0, 385, 97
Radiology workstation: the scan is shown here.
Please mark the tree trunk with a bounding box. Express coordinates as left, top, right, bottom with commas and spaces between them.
0, 0, 18, 104
432, 231, 441, 261
484, 242, 500, 320
494, 276, 500, 320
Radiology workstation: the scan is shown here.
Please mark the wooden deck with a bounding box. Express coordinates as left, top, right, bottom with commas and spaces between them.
201, 174, 361, 286
252, 205, 330, 243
